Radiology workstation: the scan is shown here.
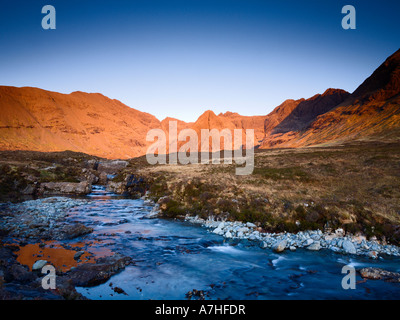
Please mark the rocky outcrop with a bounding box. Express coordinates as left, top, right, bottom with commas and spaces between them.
66, 254, 132, 287
97, 160, 128, 174
38, 181, 92, 195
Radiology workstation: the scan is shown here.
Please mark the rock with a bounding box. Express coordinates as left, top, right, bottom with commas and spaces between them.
289, 246, 297, 251
5, 264, 37, 283
310, 234, 321, 241
212, 227, 223, 235
353, 234, 367, 244
367, 251, 378, 259
330, 246, 341, 253
106, 181, 126, 194
113, 286, 128, 295
67, 254, 132, 287
260, 242, 269, 249
307, 241, 321, 251
359, 268, 400, 282
273, 240, 287, 253
324, 234, 337, 241
39, 182, 91, 195
97, 160, 128, 174
335, 228, 345, 237
98, 172, 108, 185
21, 184, 36, 195
142, 210, 159, 219
342, 240, 357, 254
57, 223, 93, 240
302, 238, 314, 247
246, 222, 256, 228
74, 251, 85, 260
52, 276, 87, 300
32, 260, 47, 271
225, 231, 233, 238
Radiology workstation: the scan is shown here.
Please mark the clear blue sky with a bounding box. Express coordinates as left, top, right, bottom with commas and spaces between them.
0, 0, 399, 122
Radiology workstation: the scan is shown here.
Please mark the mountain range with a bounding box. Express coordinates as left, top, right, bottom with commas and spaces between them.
0, 48, 399, 159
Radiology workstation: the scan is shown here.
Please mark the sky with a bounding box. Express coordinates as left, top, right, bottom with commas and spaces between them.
0, 0, 399, 122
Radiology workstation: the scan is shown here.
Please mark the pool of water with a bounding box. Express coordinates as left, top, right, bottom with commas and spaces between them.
59, 186, 400, 299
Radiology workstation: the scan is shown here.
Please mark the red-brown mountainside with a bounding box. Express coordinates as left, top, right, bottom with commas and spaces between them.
161, 110, 265, 152
260, 48, 400, 148
351, 49, 400, 102
263, 99, 303, 135
1, 48, 399, 158
0, 87, 161, 159
217, 111, 267, 144
271, 89, 350, 134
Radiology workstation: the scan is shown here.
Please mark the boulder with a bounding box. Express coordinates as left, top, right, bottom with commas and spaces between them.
342, 240, 357, 254
307, 241, 321, 251
106, 181, 126, 194
98, 172, 108, 185
56, 223, 93, 240
5, 264, 37, 283
225, 231, 233, 238
97, 160, 128, 174
39, 181, 91, 195
273, 240, 287, 253
66, 254, 132, 287
302, 238, 314, 247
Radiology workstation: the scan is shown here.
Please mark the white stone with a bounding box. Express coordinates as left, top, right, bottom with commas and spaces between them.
32, 260, 47, 271
343, 240, 357, 254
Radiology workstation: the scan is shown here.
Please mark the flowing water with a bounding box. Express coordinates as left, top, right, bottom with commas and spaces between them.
34, 186, 400, 299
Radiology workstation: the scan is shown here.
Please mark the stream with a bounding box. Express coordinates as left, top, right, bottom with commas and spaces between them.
55, 186, 400, 300
8, 185, 400, 300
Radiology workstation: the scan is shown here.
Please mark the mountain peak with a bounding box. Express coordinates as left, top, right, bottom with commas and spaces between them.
200, 110, 218, 118
321, 88, 349, 97
352, 48, 400, 101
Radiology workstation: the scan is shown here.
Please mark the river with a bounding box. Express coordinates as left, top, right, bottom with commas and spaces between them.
34, 185, 395, 300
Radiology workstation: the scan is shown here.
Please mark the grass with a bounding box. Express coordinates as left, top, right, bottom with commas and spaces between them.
126, 140, 400, 244
253, 166, 311, 182
2, 141, 400, 244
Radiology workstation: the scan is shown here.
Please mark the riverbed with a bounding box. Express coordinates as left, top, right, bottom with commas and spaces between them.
3, 186, 400, 299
